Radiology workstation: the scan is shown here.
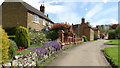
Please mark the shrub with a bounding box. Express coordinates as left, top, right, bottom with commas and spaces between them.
115, 25, 120, 39
48, 30, 58, 41
50, 23, 73, 37
82, 35, 88, 42
0, 27, 10, 63
3, 27, 17, 35
94, 32, 98, 40
29, 31, 48, 45
9, 40, 18, 59
15, 26, 30, 48
108, 29, 116, 39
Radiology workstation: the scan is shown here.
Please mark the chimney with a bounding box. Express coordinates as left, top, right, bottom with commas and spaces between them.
40, 4, 45, 13
82, 18, 85, 24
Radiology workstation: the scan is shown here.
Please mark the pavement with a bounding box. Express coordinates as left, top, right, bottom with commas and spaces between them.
47, 39, 111, 66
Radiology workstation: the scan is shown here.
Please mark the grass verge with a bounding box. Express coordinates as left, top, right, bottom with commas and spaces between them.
103, 46, 120, 68
104, 39, 120, 45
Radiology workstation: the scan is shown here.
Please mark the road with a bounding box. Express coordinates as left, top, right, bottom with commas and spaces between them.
48, 39, 111, 66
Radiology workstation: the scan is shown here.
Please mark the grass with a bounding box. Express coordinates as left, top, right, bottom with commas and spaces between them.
15, 43, 43, 55
105, 39, 120, 45
103, 46, 120, 68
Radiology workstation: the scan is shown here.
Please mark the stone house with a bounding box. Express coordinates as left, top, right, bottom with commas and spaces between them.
73, 18, 94, 41
1, 0, 54, 31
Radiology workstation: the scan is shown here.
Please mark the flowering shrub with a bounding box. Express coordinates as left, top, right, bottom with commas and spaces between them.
29, 31, 49, 45
30, 42, 61, 63
48, 23, 73, 40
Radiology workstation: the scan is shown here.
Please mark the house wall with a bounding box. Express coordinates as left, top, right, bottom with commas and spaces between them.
2, 2, 27, 28
27, 12, 49, 31
90, 29, 94, 40
79, 23, 94, 41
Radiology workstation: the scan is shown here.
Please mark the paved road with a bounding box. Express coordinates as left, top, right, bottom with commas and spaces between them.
48, 39, 111, 66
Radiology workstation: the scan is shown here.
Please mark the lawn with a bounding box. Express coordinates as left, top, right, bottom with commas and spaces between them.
105, 39, 120, 45
103, 46, 120, 67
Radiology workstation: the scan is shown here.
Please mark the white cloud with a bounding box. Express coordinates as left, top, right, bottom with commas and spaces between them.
91, 19, 107, 27
109, 19, 118, 24
85, 4, 103, 19
45, 4, 65, 14
94, 6, 118, 19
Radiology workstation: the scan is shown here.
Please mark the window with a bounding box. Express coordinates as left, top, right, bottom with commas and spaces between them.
43, 19, 46, 25
33, 15, 39, 23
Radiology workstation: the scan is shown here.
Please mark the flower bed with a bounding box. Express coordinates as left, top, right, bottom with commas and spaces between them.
2, 42, 61, 67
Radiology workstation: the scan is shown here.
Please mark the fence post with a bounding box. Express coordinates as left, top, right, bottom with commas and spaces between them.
61, 33, 64, 43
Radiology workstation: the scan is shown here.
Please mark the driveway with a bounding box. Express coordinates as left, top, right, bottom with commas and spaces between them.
47, 39, 111, 66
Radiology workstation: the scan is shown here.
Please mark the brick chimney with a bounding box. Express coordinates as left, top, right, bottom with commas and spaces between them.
40, 4, 45, 13
82, 18, 85, 24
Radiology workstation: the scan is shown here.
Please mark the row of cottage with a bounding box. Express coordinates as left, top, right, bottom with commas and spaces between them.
1, 0, 102, 41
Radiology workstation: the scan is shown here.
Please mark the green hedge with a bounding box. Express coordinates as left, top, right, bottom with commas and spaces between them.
3, 27, 17, 35
82, 35, 88, 42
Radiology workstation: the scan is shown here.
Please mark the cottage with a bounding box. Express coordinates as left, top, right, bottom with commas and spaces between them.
73, 18, 94, 41
2, 0, 54, 31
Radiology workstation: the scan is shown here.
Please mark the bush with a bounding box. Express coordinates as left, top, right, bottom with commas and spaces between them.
0, 27, 10, 63
48, 30, 58, 41
29, 31, 49, 45
108, 30, 116, 39
82, 35, 88, 42
3, 27, 17, 35
15, 26, 30, 48
9, 40, 18, 59
94, 32, 98, 40
116, 25, 120, 39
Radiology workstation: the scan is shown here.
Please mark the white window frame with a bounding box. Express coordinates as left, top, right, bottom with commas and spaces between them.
33, 15, 39, 23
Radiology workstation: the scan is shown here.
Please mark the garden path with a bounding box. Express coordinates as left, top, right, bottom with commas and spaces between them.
48, 39, 111, 66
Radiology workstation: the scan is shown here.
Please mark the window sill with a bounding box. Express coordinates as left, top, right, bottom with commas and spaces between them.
33, 21, 39, 24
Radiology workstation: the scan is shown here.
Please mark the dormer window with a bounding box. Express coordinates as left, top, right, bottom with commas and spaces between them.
33, 15, 39, 23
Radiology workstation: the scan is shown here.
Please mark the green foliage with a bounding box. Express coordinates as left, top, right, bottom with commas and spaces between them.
3, 27, 17, 35
94, 32, 98, 40
15, 26, 30, 48
29, 31, 49, 44
108, 29, 116, 39
115, 25, 120, 39
0, 27, 10, 63
9, 40, 18, 59
82, 35, 88, 42
48, 30, 58, 41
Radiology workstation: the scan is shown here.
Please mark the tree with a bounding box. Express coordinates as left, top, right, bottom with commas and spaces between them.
110, 24, 119, 29
115, 25, 120, 39
108, 29, 116, 39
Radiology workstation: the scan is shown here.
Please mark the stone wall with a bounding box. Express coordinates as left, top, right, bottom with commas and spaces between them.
2, 2, 27, 28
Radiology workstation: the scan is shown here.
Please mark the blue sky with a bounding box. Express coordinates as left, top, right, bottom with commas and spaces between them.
0, 0, 119, 27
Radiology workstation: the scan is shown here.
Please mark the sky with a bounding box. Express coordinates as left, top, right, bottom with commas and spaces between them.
0, 0, 119, 27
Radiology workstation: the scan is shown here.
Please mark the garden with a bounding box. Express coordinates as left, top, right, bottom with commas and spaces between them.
0, 23, 82, 67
